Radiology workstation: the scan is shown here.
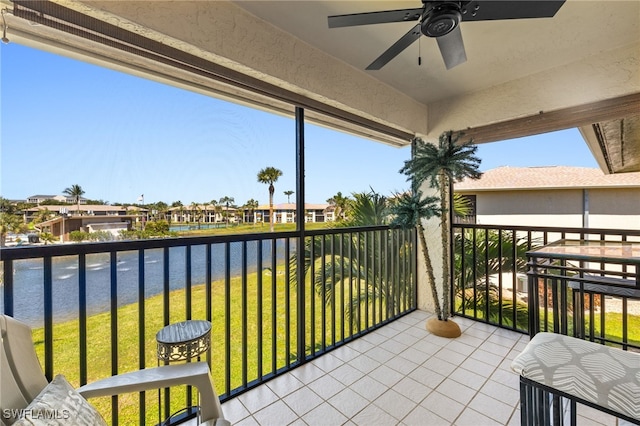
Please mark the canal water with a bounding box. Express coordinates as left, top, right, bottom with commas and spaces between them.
1, 240, 290, 327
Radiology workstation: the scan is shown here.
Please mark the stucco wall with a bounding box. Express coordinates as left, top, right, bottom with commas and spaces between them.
426, 42, 640, 139
588, 188, 640, 230
472, 188, 640, 230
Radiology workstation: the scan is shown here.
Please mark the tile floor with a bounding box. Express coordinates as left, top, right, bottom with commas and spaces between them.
220, 310, 629, 425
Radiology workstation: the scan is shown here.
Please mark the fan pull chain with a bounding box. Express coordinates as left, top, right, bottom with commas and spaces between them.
418, 34, 422, 66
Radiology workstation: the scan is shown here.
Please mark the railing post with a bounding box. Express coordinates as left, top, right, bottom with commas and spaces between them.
295, 106, 306, 364
2, 259, 13, 316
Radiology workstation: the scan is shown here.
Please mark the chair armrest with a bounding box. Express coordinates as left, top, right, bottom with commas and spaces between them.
77, 362, 224, 422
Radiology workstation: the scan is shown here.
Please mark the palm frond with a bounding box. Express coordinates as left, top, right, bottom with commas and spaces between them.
389, 191, 440, 229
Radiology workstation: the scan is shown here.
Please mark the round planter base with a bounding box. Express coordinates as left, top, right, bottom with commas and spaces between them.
426, 317, 461, 338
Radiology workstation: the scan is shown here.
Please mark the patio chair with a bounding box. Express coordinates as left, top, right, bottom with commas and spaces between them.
0, 314, 229, 426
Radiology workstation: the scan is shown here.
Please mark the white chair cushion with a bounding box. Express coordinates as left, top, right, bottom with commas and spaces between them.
511, 332, 640, 420
12, 375, 107, 426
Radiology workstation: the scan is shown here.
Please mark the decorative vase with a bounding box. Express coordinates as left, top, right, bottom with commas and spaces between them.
426, 317, 461, 338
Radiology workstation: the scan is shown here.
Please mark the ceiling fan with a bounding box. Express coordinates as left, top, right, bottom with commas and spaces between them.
328, 1, 566, 70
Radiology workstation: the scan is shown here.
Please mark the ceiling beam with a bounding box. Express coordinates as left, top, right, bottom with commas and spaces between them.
454, 93, 640, 144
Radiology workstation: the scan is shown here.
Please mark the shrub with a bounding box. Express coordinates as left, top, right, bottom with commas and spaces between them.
145, 220, 170, 235
69, 230, 89, 242
89, 230, 113, 242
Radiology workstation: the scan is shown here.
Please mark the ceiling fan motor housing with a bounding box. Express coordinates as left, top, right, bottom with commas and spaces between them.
422, 2, 463, 38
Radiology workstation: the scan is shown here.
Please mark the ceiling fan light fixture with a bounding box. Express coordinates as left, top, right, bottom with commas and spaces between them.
328, 0, 565, 70
422, 3, 462, 38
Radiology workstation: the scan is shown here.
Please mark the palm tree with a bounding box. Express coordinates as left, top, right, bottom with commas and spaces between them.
284, 190, 294, 203
172, 201, 184, 223
257, 167, 283, 232
290, 189, 414, 329
244, 198, 259, 225
0, 212, 26, 247
211, 200, 223, 225
39, 232, 56, 245
201, 201, 210, 224
327, 192, 350, 222
209, 200, 219, 224
190, 202, 202, 228
454, 228, 538, 331
346, 189, 387, 226
390, 190, 442, 318
453, 193, 473, 217
0, 197, 14, 213
219, 196, 235, 227
32, 208, 53, 226
399, 132, 481, 321
154, 201, 169, 222
63, 184, 85, 215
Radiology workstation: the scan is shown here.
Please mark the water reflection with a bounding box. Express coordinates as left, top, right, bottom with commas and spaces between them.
2, 240, 290, 327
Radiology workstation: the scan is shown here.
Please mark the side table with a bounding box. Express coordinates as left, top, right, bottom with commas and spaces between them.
156, 320, 212, 425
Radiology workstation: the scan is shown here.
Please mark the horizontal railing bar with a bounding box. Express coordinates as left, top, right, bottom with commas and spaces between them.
0, 232, 296, 260
0, 226, 396, 261
454, 223, 640, 237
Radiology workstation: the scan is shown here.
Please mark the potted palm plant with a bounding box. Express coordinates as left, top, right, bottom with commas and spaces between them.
392, 131, 481, 337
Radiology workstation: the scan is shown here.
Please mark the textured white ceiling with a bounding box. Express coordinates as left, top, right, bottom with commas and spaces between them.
234, 1, 640, 105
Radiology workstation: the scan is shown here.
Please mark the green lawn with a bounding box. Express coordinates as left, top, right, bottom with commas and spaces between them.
32, 267, 304, 424
175, 221, 334, 237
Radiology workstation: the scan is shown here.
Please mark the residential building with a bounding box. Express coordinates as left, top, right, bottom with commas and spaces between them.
26, 194, 88, 205
37, 215, 136, 242
25, 204, 145, 222
26, 204, 146, 241
167, 204, 232, 224
254, 203, 335, 224
455, 166, 640, 229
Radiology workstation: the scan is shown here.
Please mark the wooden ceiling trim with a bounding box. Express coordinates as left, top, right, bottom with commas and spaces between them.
455, 93, 640, 144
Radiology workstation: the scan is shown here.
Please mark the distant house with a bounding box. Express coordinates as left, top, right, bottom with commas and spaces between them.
27, 204, 146, 241
166, 203, 335, 225
455, 166, 640, 229
37, 215, 135, 242
253, 203, 334, 224
168, 204, 233, 224
26, 194, 88, 205
25, 204, 145, 221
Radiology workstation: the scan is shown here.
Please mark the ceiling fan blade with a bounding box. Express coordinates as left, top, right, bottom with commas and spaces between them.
366, 24, 421, 70
436, 26, 467, 70
461, 0, 565, 21
328, 8, 422, 28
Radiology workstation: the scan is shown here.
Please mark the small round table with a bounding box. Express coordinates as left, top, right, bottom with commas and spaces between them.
156, 320, 212, 362
156, 320, 212, 424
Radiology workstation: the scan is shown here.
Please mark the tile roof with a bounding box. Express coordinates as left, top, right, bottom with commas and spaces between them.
455, 166, 640, 191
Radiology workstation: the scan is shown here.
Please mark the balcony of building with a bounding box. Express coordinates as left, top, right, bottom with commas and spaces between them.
1, 1, 639, 424
2, 224, 639, 425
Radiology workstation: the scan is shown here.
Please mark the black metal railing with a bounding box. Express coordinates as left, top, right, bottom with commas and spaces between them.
1, 225, 416, 425
527, 239, 640, 351
452, 224, 640, 338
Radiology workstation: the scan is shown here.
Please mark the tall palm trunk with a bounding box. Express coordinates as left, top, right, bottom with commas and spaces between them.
439, 171, 451, 319
417, 222, 443, 320
269, 184, 275, 232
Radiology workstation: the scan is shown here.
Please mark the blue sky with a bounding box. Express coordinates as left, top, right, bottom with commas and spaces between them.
1, 43, 597, 206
